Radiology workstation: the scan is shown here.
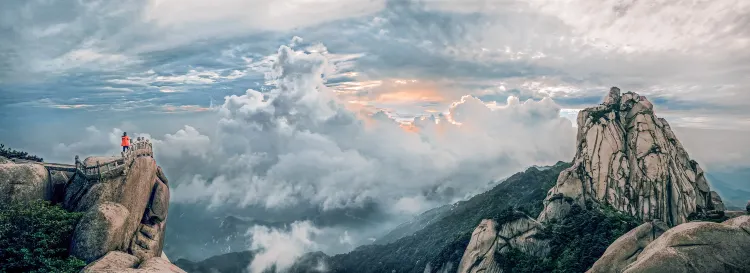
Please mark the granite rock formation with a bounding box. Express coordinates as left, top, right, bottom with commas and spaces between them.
589, 216, 750, 273
0, 140, 184, 272
539, 87, 720, 226
587, 220, 670, 273
457, 87, 739, 273
457, 219, 502, 273
0, 160, 49, 203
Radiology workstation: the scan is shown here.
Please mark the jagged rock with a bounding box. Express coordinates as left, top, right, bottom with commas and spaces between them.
66, 156, 160, 261
82, 251, 140, 272
71, 202, 130, 263
616, 216, 750, 273
0, 156, 12, 164
83, 251, 186, 273
495, 214, 549, 257
587, 220, 670, 273
709, 191, 725, 211
539, 87, 718, 226
156, 166, 169, 186
0, 162, 49, 204
145, 180, 169, 224
457, 219, 502, 273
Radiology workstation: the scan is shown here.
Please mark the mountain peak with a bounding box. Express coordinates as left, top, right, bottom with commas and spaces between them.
540, 87, 723, 226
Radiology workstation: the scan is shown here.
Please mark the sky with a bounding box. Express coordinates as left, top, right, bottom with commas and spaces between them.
1, 0, 750, 271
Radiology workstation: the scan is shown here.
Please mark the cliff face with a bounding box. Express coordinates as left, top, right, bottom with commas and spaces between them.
457, 87, 741, 273
0, 140, 184, 273
539, 87, 720, 226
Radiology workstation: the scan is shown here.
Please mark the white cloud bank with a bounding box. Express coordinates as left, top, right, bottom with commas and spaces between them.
54, 40, 576, 213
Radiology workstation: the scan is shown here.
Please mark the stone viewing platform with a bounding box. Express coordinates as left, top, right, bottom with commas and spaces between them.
0, 138, 185, 272
73, 138, 154, 181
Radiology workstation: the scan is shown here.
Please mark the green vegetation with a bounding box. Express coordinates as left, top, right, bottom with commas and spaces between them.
303, 162, 571, 273
0, 143, 43, 162
495, 202, 639, 273
0, 200, 85, 273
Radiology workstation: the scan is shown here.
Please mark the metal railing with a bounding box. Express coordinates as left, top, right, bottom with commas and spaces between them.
74, 139, 154, 181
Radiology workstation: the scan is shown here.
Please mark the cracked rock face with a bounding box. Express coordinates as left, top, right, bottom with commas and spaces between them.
457, 219, 502, 273
66, 155, 172, 267
590, 216, 750, 273
539, 87, 720, 226
587, 220, 670, 273
457, 215, 549, 273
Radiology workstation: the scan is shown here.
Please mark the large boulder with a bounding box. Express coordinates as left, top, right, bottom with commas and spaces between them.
539, 87, 720, 226
0, 162, 49, 204
589, 216, 750, 273
71, 202, 130, 263
66, 156, 159, 260
65, 152, 176, 270
82, 251, 140, 272
587, 220, 670, 273
83, 251, 186, 273
495, 214, 549, 257
457, 219, 502, 273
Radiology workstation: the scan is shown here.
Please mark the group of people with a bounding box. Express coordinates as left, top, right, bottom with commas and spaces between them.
120, 132, 147, 153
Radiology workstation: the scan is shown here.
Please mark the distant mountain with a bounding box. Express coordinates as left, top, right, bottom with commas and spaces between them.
706, 170, 750, 209
293, 161, 572, 273
375, 203, 454, 245
175, 162, 571, 273
174, 251, 255, 273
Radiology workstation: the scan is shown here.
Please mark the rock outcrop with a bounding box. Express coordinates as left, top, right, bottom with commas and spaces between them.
539, 87, 720, 226
457, 219, 502, 273
0, 140, 184, 272
61, 140, 181, 272
457, 87, 740, 273
587, 220, 670, 273
83, 251, 186, 273
589, 216, 750, 273
0, 160, 49, 203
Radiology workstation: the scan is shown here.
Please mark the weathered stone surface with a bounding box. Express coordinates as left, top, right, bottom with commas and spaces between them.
457, 219, 502, 273
66, 156, 159, 259
145, 180, 169, 224
72, 202, 130, 263
539, 87, 719, 226
619, 216, 750, 273
137, 257, 187, 273
82, 252, 186, 273
495, 215, 549, 257
129, 222, 166, 261
0, 163, 49, 204
709, 191, 725, 211
587, 220, 670, 273
82, 251, 140, 272
156, 166, 169, 186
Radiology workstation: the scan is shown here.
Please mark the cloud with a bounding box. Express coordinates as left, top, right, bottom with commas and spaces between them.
50, 40, 575, 215
247, 221, 322, 273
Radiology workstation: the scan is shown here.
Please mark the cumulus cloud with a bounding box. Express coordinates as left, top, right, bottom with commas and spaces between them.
51, 40, 575, 218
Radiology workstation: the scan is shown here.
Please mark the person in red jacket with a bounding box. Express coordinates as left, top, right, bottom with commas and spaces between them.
121, 132, 130, 152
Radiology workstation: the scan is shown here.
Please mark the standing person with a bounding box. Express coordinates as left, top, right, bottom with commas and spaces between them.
121, 132, 130, 152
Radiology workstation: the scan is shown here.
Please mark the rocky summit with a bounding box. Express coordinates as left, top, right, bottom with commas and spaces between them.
456, 87, 747, 273
539, 87, 722, 226
0, 140, 185, 272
